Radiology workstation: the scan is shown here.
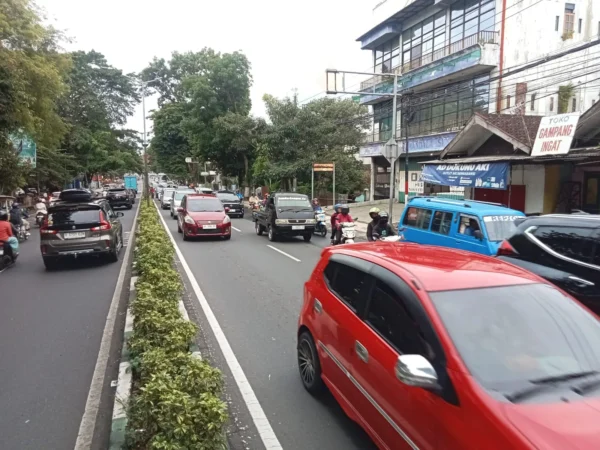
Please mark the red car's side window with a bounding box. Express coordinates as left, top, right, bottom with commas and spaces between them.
322, 260, 369, 313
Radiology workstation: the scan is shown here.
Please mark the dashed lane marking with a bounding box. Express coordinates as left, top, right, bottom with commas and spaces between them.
266, 245, 301, 262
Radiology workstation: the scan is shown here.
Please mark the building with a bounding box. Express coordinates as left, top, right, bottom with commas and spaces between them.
356, 0, 600, 202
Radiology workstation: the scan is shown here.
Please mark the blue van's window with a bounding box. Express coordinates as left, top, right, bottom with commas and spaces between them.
403, 207, 432, 230
431, 211, 453, 235
458, 214, 482, 237
482, 215, 521, 241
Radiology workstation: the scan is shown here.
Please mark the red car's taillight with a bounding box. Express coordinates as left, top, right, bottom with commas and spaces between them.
40, 217, 57, 234
91, 211, 111, 231
497, 240, 518, 256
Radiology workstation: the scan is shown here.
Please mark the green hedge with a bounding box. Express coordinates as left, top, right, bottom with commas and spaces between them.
126, 202, 228, 450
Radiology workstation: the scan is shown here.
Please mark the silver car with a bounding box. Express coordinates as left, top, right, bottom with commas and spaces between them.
160, 188, 176, 209
170, 189, 195, 218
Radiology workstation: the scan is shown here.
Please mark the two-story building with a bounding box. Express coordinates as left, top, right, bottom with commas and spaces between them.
357, 0, 600, 202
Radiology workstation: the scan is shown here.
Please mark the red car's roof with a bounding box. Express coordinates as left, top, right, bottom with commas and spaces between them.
328, 242, 541, 292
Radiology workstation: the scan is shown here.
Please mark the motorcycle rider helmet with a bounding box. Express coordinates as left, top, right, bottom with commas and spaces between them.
11, 202, 20, 209
0, 210, 8, 221
340, 204, 350, 215
378, 211, 389, 225
334, 203, 342, 212
369, 207, 380, 220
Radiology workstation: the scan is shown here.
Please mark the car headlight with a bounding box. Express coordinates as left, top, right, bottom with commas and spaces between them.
306, 219, 316, 224
275, 219, 288, 225
184, 215, 195, 224
223, 215, 231, 224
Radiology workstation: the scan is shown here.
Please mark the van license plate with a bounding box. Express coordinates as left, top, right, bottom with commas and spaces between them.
204, 225, 217, 230
292, 225, 305, 230
64, 232, 86, 239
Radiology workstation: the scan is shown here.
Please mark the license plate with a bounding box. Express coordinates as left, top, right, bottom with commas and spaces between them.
292, 225, 305, 230
64, 232, 86, 239
203, 225, 217, 230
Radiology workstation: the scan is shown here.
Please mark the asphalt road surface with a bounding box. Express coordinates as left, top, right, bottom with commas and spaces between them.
0, 204, 137, 450
157, 204, 377, 450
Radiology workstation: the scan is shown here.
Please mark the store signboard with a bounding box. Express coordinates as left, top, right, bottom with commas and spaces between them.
422, 162, 509, 190
531, 113, 580, 157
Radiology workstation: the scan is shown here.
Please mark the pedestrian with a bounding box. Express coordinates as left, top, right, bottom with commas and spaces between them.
366, 207, 381, 242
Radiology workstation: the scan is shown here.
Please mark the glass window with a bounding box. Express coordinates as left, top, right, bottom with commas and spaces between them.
275, 196, 312, 208
186, 198, 224, 212
402, 11, 446, 68
49, 209, 100, 225
482, 215, 522, 242
431, 211, 453, 235
533, 226, 595, 263
366, 279, 426, 354
328, 262, 370, 312
458, 214, 481, 237
431, 284, 600, 392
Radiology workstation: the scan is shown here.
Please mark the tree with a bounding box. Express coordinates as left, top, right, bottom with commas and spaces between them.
150, 103, 191, 180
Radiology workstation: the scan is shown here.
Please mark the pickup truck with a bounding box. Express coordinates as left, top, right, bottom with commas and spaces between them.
253, 193, 316, 242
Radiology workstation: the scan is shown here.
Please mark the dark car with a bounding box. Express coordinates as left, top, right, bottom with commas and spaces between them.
216, 191, 243, 218
498, 214, 600, 315
106, 188, 133, 209
253, 193, 316, 242
126, 188, 136, 204
40, 189, 124, 270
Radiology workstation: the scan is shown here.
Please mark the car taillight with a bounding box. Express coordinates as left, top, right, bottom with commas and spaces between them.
40, 217, 57, 235
91, 211, 111, 231
497, 240, 518, 256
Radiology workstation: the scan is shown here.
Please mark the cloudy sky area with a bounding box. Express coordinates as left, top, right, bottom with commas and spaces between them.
37, 0, 375, 136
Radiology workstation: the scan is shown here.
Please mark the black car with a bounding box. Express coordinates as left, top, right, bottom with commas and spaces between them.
253, 193, 316, 242
216, 191, 243, 218
106, 188, 133, 209
498, 214, 600, 315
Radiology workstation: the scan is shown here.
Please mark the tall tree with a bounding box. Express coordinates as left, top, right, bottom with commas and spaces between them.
150, 103, 191, 180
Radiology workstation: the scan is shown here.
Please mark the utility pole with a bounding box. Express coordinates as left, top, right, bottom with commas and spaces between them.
141, 87, 150, 206
401, 94, 414, 209
387, 75, 398, 220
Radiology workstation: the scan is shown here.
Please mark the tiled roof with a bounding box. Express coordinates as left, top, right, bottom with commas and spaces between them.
474, 112, 543, 147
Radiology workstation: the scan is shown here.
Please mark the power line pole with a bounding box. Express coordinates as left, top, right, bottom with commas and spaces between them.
141, 86, 150, 206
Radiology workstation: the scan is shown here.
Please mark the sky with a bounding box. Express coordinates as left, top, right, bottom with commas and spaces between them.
36, 0, 375, 136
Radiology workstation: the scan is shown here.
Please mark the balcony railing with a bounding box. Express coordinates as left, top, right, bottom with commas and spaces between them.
359, 31, 498, 92
401, 30, 498, 73
363, 130, 392, 144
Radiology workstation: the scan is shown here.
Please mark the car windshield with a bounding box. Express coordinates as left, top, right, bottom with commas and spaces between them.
174, 191, 193, 201
217, 193, 239, 202
275, 196, 311, 208
187, 198, 223, 212
163, 189, 175, 196
482, 215, 522, 241
431, 283, 600, 393
109, 189, 126, 193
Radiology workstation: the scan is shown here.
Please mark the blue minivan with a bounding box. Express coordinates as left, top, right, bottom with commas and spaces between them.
397, 197, 525, 256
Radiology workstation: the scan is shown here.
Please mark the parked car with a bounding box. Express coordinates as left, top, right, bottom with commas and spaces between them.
298, 242, 600, 449
253, 192, 316, 242
176, 194, 231, 241
160, 188, 176, 209
216, 191, 244, 218
398, 197, 525, 255
40, 189, 124, 270
498, 213, 600, 315
170, 188, 196, 218
106, 188, 133, 209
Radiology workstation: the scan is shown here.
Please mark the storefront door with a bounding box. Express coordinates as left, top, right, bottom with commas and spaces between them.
583, 173, 600, 214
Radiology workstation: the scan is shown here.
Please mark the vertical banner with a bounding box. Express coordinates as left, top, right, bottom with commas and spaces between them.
10, 133, 37, 168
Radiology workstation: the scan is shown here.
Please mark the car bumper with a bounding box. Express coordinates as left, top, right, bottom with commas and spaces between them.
41, 239, 112, 257
274, 225, 315, 236
184, 223, 231, 237
108, 199, 130, 207
226, 209, 244, 216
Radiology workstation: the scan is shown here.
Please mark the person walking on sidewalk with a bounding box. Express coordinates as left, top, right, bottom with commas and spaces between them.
366, 207, 381, 242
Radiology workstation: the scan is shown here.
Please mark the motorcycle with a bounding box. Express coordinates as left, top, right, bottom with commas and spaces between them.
333, 221, 357, 245
36, 209, 48, 227
16, 224, 29, 242
313, 209, 327, 237
0, 237, 19, 270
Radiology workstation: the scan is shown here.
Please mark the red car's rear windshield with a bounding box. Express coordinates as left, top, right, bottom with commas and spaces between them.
187, 198, 223, 212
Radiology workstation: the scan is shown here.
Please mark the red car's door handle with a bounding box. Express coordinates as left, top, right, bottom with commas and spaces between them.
355, 341, 369, 363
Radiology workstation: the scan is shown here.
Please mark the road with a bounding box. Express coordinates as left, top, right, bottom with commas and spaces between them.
0, 204, 137, 450
156, 204, 377, 450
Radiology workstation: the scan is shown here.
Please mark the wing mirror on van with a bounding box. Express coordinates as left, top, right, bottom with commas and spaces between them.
473, 230, 484, 241
395, 355, 439, 390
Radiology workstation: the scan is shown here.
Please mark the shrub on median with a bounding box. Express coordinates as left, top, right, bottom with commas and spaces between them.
126, 201, 228, 450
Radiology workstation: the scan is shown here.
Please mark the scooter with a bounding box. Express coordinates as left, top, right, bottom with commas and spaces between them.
333, 221, 357, 245
16, 224, 29, 242
313, 208, 327, 237
36, 209, 47, 227
0, 239, 19, 271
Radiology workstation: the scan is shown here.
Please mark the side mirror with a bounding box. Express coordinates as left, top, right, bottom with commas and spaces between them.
473, 230, 484, 241
395, 355, 439, 390
116, 211, 125, 217
176, 207, 183, 213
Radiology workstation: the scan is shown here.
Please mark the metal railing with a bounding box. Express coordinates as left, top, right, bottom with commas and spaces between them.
359, 31, 498, 92
363, 130, 392, 143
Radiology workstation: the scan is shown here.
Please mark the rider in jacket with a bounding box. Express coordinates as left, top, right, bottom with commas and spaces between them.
366, 207, 381, 242
333, 204, 353, 244
372, 211, 395, 239
330, 203, 341, 244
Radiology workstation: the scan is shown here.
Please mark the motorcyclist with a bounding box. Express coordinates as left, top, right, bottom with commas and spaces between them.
0, 209, 17, 261
372, 211, 395, 240
311, 198, 321, 211
334, 204, 354, 244
330, 203, 341, 244
366, 207, 381, 242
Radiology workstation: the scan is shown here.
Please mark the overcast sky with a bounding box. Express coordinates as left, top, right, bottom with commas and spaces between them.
37, 0, 374, 136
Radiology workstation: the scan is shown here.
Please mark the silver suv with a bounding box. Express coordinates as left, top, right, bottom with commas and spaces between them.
40, 190, 124, 270
170, 189, 195, 219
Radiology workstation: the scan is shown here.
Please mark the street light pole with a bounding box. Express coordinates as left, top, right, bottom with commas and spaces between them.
141, 86, 150, 206
388, 75, 398, 221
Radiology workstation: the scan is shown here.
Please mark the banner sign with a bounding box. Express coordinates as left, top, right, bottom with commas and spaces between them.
9, 133, 37, 168
313, 163, 334, 172
531, 112, 580, 157
422, 162, 509, 190
359, 143, 385, 157
399, 132, 458, 154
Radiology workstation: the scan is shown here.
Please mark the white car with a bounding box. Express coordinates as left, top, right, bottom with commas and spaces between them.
170, 189, 195, 218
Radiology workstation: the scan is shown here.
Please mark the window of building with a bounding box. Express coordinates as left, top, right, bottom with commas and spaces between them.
579, 18, 583, 33
374, 39, 400, 74
324, 261, 370, 312
402, 75, 491, 137
430, 211, 453, 235
572, 97, 577, 112
530, 93, 537, 111
450, 0, 496, 53
506, 95, 511, 108
564, 4, 575, 38
556, 16, 560, 32
370, 100, 393, 142
550, 97, 555, 112
402, 10, 446, 70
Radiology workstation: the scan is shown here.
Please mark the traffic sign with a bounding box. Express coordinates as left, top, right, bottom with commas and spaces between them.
313, 163, 334, 172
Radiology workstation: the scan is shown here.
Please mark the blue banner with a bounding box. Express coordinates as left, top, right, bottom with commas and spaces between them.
422, 162, 509, 190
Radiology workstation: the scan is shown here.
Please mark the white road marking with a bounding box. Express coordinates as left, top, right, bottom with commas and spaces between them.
153, 202, 283, 449
74, 198, 141, 450
232, 226, 241, 232
267, 245, 301, 262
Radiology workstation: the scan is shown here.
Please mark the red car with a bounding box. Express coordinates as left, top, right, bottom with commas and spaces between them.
298, 242, 600, 449
176, 194, 231, 241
